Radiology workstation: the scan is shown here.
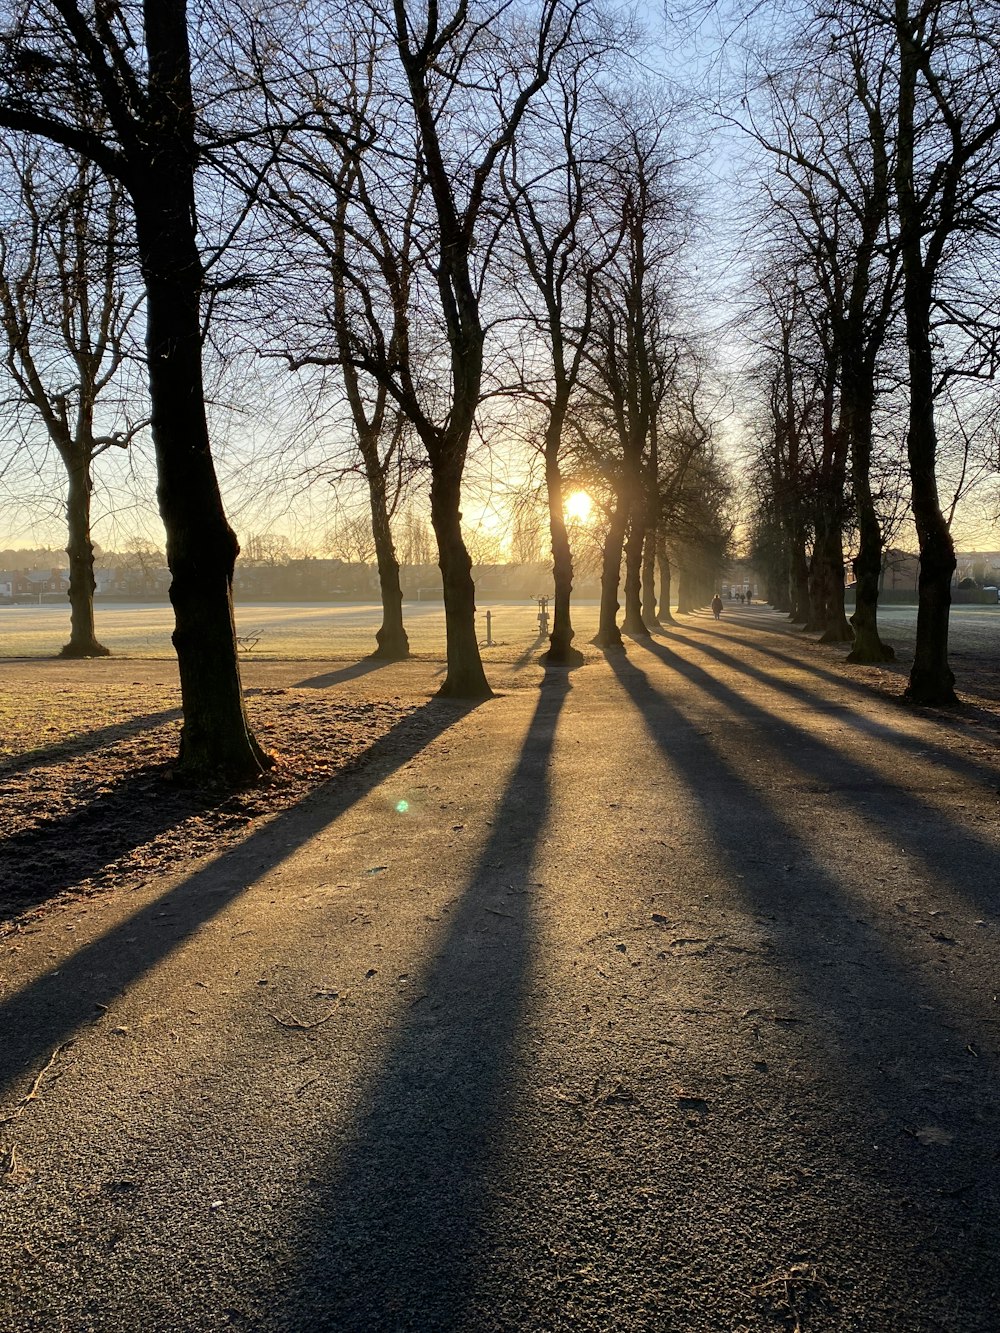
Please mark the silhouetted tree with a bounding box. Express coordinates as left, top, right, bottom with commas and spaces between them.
0, 0, 271, 779
0, 137, 143, 656
500, 40, 622, 665
889, 0, 1000, 703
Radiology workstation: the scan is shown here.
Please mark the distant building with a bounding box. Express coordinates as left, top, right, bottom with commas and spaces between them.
955, 552, 1000, 587
0, 570, 32, 600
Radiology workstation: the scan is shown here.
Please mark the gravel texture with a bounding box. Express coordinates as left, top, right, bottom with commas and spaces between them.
2, 609, 1000, 1332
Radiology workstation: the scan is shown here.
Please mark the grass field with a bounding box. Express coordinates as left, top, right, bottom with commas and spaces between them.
0, 599, 596, 661
1, 601, 998, 694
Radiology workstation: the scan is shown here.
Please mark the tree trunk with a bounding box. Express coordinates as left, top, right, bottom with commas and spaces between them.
656, 537, 675, 624
676, 553, 694, 614
134, 188, 270, 781
787, 527, 811, 624
621, 516, 649, 636
898, 306, 956, 702
592, 494, 627, 648
430, 462, 492, 698
814, 518, 854, 643
895, 6, 957, 706
365, 454, 409, 660
59, 448, 109, 658
641, 527, 660, 627
847, 378, 894, 662
542, 439, 581, 666
906, 353, 957, 704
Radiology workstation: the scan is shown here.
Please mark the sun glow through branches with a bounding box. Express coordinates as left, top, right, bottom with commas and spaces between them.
565, 491, 593, 523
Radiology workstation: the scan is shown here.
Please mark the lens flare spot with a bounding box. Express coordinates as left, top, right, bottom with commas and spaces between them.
395, 799, 410, 814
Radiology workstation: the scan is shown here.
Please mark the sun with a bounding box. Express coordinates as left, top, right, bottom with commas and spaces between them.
565, 490, 593, 523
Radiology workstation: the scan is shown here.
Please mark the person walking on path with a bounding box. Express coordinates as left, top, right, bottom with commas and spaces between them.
711, 593, 724, 620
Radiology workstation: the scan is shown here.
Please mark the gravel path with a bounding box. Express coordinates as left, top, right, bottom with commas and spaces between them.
2, 611, 1000, 1331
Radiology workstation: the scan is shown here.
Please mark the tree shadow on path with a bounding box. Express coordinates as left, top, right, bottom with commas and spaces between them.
0, 699, 478, 1101
295, 659, 394, 689
606, 650, 1000, 1323
633, 635, 1000, 921
510, 632, 546, 671
271, 671, 570, 1332
0, 766, 230, 924
0, 706, 182, 778
665, 625, 1000, 792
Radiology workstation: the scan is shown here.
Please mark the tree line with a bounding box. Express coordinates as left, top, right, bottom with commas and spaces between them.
732, 0, 1000, 705
0, 0, 995, 783
0, 0, 731, 782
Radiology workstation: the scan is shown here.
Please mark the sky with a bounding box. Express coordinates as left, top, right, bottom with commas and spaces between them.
0, 1, 995, 561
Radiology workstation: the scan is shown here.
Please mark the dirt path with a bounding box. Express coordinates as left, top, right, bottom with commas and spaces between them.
2, 611, 1000, 1331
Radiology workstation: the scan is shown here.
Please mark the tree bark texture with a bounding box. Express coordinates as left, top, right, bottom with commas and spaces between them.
430, 463, 492, 698
363, 448, 409, 660
621, 516, 649, 635
542, 440, 581, 666
592, 495, 628, 648
60, 450, 109, 658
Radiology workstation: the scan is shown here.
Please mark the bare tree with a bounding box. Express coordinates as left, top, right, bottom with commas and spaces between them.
649, 366, 714, 623
0, 1, 271, 779
889, 0, 1000, 703
499, 40, 621, 664
380, 0, 586, 695
258, 17, 416, 659
0, 136, 143, 656
581, 100, 687, 648
323, 511, 377, 566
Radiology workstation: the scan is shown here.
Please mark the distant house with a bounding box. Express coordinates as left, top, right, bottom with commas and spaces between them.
95, 567, 127, 595
24, 567, 69, 596
0, 570, 32, 600
880, 548, 920, 593
955, 552, 1000, 587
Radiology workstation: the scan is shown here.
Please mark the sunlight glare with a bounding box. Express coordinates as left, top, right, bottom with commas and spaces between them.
565, 490, 593, 523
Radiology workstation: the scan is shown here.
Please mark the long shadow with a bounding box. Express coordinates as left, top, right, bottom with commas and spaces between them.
273, 671, 570, 1330
635, 635, 1000, 920
700, 628, 1000, 734
606, 652, 1000, 1317
0, 767, 229, 922
664, 626, 1000, 792
510, 632, 546, 671
295, 659, 393, 689
0, 698, 478, 1100
0, 706, 182, 778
